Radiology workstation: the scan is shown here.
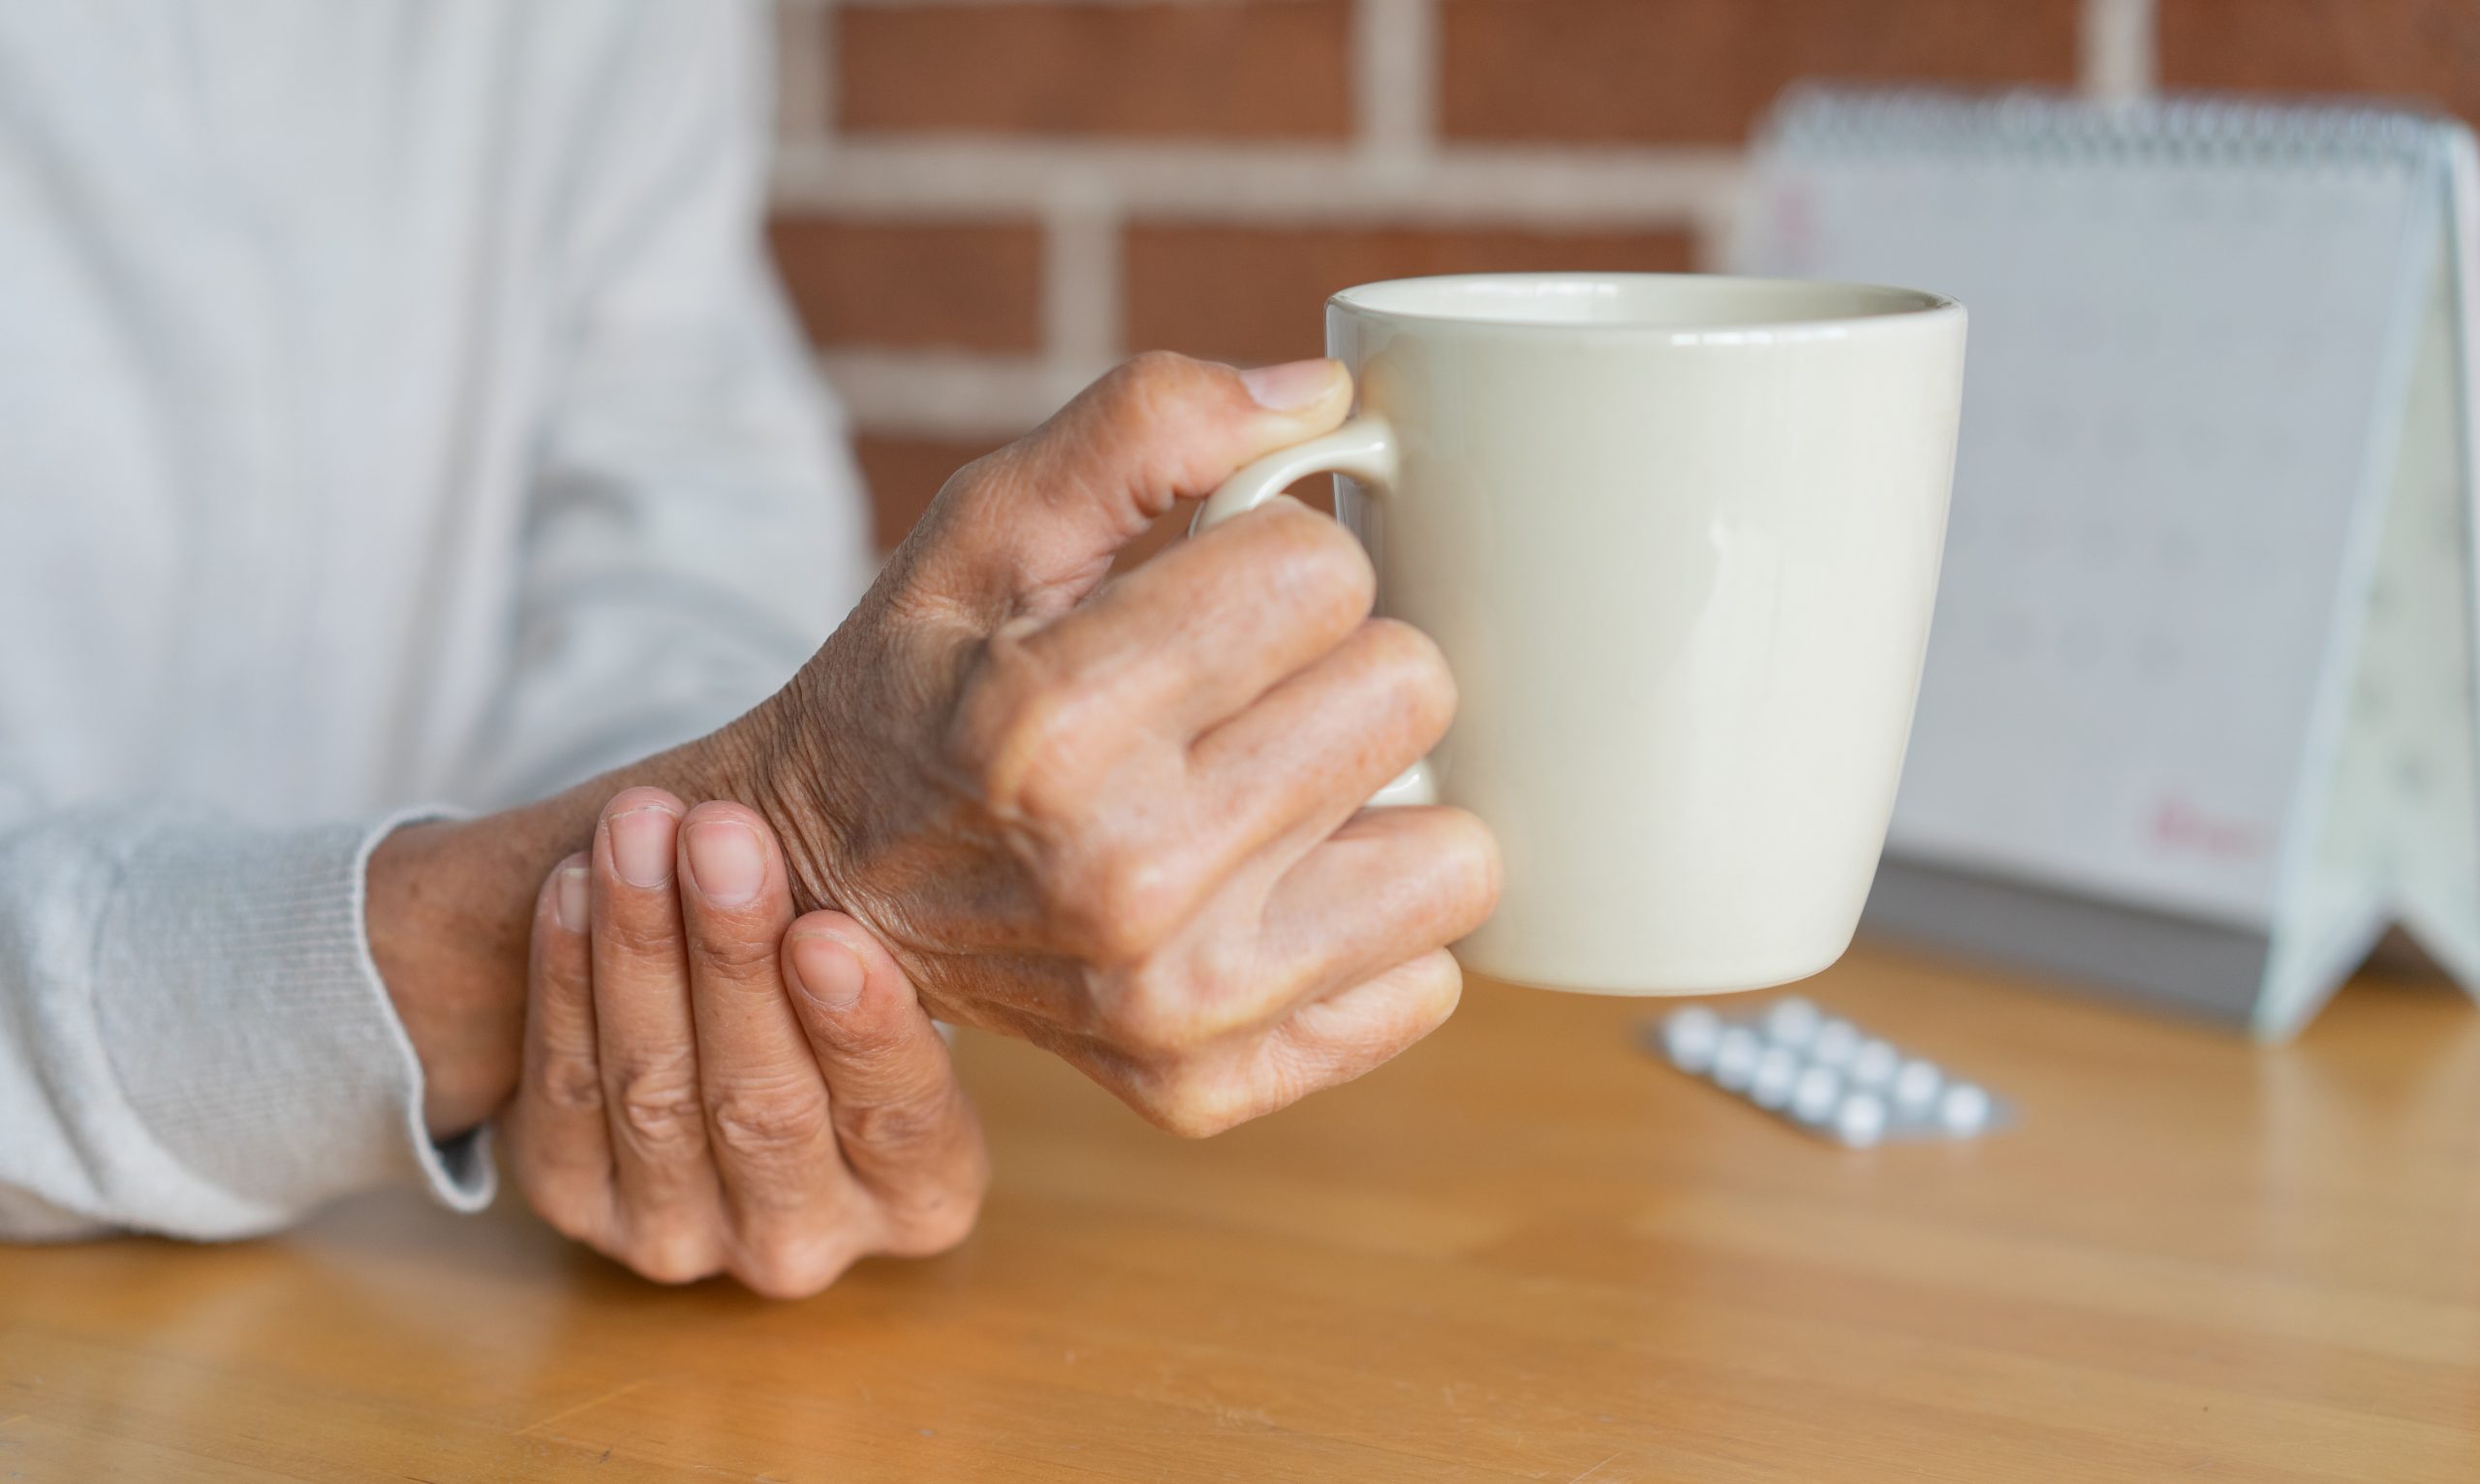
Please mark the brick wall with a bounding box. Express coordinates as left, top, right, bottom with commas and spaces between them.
768, 0, 2480, 550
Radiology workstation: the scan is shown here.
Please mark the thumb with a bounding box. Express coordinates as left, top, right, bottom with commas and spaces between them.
781, 911, 988, 1244
904, 352, 1352, 618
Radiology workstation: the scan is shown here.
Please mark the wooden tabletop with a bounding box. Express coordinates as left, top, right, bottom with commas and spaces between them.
4, 943, 2476, 1482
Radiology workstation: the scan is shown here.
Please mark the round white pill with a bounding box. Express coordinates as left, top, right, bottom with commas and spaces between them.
1938, 1082, 1992, 1134
1790, 1066, 1843, 1124
1809, 1018, 1860, 1067
1712, 1027, 1762, 1090
1892, 1058, 1943, 1111
1834, 1091, 1888, 1147
1751, 1046, 1800, 1108
1661, 1007, 1723, 1070
1846, 1038, 1899, 1087
1762, 997, 1821, 1047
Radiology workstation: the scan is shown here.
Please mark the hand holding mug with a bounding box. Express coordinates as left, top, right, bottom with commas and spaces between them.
723, 353, 1503, 1136
701, 272, 1958, 1144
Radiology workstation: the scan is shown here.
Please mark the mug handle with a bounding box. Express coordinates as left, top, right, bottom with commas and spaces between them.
1191, 416, 1438, 809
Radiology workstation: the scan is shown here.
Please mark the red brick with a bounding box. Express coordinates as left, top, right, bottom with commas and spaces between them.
837, 1, 1353, 139
1124, 223, 1699, 365
1440, 0, 2080, 145
769, 218, 1043, 353
852, 434, 1005, 550
2159, 0, 2480, 125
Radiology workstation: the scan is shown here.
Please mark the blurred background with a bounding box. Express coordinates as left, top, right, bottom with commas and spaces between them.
758, 0, 2480, 1034
760, 0, 2478, 552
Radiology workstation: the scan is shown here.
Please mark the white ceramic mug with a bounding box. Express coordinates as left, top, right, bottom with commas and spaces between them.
1195, 273, 1966, 994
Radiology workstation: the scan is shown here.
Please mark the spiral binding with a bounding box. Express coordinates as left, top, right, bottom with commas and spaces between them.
1760, 84, 2452, 175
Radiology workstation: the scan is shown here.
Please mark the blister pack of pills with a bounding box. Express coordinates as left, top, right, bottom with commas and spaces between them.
1646, 997, 2011, 1147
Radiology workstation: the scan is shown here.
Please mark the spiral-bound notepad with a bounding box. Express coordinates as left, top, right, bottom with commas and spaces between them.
1736, 89, 2480, 1037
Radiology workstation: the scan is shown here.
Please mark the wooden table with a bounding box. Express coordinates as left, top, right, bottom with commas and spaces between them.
4, 943, 2476, 1481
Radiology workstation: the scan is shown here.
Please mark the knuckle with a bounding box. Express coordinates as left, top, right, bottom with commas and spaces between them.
623, 1231, 721, 1287
1361, 617, 1458, 737
611, 1056, 706, 1156
1440, 813, 1505, 928
686, 924, 781, 980
525, 1186, 602, 1247
704, 1086, 830, 1163
1258, 503, 1377, 620
1351, 952, 1467, 1056
1075, 353, 1217, 476
951, 634, 1106, 818
1111, 349, 1197, 410
1055, 850, 1194, 967
839, 1085, 959, 1161
1396, 947, 1467, 1020
600, 904, 684, 961
1091, 977, 1194, 1057
1100, 944, 1248, 1054
1144, 1069, 1253, 1140
534, 1056, 606, 1118
1184, 933, 1254, 1012
1421, 947, 1469, 1010
736, 1241, 857, 1301
817, 1006, 914, 1066
883, 1183, 985, 1259
940, 448, 1001, 497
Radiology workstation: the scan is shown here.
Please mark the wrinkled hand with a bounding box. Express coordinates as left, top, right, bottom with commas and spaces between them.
505, 788, 987, 1296
733, 353, 1502, 1136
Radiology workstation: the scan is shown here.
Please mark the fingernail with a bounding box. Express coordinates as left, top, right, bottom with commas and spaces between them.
1239, 357, 1341, 411
554, 865, 589, 933
787, 933, 865, 1013
608, 804, 676, 888
683, 818, 764, 908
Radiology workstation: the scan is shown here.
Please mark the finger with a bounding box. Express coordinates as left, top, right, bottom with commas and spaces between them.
783, 912, 989, 1258
589, 788, 724, 1279
901, 353, 1352, 618
1088, 802, 1495, 1063
1263, 948, 1466, 1104
674, 803, 846, 1262
1005, 494, 1375, 739
1258, 805, 1502, 1007
1131, 950, 1467, 1140
508, 853, 616, 1246
1187, 616, 1458, 861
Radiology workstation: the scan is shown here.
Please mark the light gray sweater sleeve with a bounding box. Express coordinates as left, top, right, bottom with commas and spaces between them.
452, 0, 866, 810
0, 801, 493, 1241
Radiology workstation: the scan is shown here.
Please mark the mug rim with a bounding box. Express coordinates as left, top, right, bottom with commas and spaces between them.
1327, 271, 1963, 342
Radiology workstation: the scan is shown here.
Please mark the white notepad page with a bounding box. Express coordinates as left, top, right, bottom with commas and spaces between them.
1739, 93, 2444, 937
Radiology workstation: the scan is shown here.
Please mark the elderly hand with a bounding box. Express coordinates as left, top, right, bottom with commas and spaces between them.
724, 353, 1502, 1136
503, 788, 987, 1295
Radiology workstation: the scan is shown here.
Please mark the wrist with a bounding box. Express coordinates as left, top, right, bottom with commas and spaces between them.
714, 681, 846, 917
366, 818, 528, 1137
357, 698, 840, 1140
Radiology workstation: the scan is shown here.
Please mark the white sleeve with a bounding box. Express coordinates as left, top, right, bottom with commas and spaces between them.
454, 0, 871, 807
0, 795, 493, 1242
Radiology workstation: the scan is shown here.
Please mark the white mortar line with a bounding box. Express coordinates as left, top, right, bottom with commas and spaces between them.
1044, 190, 1126, 366
1689, 188, 1741, 273
823, 0, 1275, 7
1355, 0, 1436, 165
2080, 0, 2157, 102
820, 350, 1113, 438
774, 0, 834, 146
774, 139, 1738, 226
